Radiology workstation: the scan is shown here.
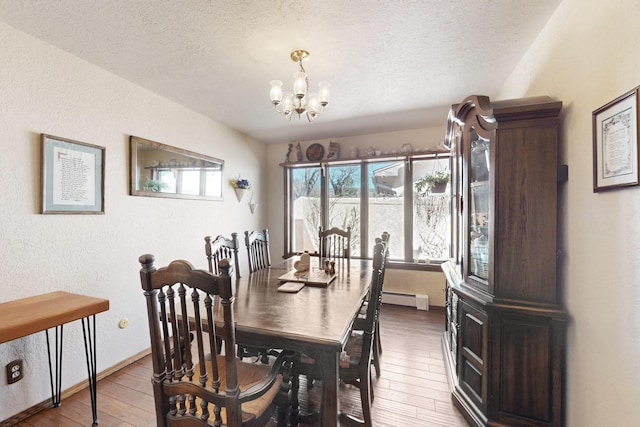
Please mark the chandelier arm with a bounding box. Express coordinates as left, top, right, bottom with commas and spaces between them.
299, 61, 309, 95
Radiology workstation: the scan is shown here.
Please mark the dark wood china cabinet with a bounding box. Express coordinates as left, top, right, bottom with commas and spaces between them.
442, 95, 567, 427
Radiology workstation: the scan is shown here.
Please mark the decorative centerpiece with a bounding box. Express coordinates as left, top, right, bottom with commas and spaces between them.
294, 252, 311, 275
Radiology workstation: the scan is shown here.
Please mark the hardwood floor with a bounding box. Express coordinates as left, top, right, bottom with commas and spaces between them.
14, 305, 469, 427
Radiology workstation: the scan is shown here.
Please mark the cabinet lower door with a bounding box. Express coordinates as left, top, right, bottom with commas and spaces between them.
457, 301, 488, 414
490, 311, 566, 427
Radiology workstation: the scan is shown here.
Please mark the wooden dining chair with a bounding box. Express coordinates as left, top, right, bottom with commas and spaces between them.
242, 229, 277, 363
244, 229, 271, 273
205, 233, 241, 281
318, 226, 351, 262
354, 232, 390, 377
339, 242, 385, 427
138, 254, 292, 427
373, 232, 389, 374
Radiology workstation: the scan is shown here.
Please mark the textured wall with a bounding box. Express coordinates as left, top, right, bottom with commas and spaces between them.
498, 0, 640, 425
0, 22, 266, 420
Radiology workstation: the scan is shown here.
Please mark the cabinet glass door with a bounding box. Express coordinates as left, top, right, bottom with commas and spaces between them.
451, 125, 464, 266
468, 129, 490, 281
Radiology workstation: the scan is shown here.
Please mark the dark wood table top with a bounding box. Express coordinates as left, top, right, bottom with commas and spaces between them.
227, 256, 372, 354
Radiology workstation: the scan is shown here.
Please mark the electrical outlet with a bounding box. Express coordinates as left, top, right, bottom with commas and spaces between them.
6, 359, 23, 384
118, 318, 129, 329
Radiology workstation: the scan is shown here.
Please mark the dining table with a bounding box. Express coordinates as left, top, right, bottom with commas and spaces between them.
223, 255, 372, 427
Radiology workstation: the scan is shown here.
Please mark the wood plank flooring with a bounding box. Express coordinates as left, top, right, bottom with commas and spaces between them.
14, 305, 469, 426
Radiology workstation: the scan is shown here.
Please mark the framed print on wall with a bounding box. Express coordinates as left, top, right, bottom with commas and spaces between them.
593, 86, 640, 192
41, 134, 105, 214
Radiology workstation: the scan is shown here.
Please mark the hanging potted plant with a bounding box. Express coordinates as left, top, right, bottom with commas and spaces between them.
143, 179, 168, 192
230, 177, 251, 202
415, 170, 450, 195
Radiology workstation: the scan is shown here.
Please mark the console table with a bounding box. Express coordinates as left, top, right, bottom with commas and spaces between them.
0, 291, 110, 426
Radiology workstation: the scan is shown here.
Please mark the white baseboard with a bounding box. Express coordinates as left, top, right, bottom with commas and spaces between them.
382, 292, 429, 310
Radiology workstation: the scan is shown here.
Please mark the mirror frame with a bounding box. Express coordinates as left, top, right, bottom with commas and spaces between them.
129, 135, 224, 201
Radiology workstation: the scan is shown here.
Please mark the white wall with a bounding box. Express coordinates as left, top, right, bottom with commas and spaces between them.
385, 269, 446, 307
498, 0, 640, 425
0, 23, 267, 421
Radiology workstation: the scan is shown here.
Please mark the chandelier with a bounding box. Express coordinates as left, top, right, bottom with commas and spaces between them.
269, 50, 330, 122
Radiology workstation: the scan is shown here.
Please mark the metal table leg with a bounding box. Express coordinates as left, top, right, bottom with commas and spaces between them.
45, 315, 99, 426
82, 315, 99, 426
45, 325, 63, 407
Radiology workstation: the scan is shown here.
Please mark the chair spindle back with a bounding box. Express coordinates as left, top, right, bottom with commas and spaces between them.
244, 229, 271, 273
205, 233, 241, 280
318, 226, 352, 263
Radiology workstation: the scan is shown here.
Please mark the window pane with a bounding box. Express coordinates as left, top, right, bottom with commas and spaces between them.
157, 170, 176, 193
284, 155, 452, 264
180, 170, 201, 195
368, 161, 404, 259
413, 158, 451, 261
205, 170, 222, 197
291, 167, 322, 253
327, 164, 361, 256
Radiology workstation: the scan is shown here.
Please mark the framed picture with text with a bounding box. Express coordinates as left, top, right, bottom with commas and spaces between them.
41, 134, 105, 214
593, 86, 640, 192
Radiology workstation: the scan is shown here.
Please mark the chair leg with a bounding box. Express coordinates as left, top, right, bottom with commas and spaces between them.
338, 373, 373, 426
372, 338, 380, 378
277, 352, 294, 426
361, 369, 373, 427
370, 369, 375, 402
290, 357, 300, 427
260, 348, 270, 364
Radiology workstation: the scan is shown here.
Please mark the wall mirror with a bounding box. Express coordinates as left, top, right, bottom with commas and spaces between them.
130, 136, 224, 201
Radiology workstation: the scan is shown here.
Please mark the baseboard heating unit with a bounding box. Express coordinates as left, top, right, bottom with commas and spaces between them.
381, 292, 429, 310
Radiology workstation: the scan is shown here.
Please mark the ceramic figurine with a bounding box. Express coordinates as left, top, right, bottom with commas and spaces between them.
286, 143, 293, 162
327, 141, 340, 160
296, 142, 302, 162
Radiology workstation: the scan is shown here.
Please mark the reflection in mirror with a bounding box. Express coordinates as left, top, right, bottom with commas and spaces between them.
130, 136, 224, 200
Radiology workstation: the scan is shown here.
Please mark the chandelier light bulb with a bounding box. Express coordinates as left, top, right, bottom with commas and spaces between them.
318, 81, 330, 106
270, 80, 283, 104
269, 50, 330, 122
306, 93, 320, 115
293, 72, 308, 98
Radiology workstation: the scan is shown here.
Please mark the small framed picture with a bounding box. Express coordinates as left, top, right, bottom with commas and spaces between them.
593, 86, 640, 192
327, 141, 340, 160
41, 134, 105, 214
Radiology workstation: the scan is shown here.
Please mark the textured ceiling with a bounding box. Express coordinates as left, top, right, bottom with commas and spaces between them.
0, 0, 561, 144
